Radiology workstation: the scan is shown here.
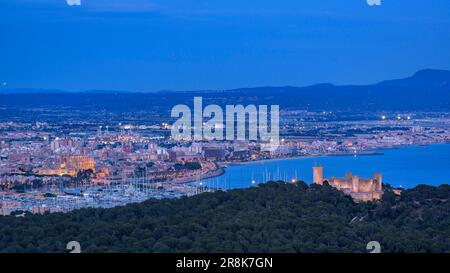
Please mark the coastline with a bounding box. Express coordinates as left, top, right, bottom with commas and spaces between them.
224, 151, 384, 167
5, 143, 448, 215
171, 166, 225, 185
183, 152, 389, 185
194, 142, 450, 187
222, 142, 450, 168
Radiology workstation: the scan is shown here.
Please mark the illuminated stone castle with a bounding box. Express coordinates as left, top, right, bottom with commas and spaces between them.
313, 166, 383, 202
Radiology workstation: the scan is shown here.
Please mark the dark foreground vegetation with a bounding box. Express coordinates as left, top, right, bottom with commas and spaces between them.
0, 182, 449, 253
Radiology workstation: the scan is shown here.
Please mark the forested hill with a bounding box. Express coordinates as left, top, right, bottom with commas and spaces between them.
0, 182, 449, 253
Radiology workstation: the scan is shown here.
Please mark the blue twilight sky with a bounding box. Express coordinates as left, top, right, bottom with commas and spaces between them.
0, 0, 450, 91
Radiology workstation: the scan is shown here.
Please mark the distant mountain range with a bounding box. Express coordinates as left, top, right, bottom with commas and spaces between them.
1, 69, 449, 111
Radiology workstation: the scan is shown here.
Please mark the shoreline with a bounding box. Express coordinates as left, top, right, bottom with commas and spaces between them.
171, 166, 226, 185
221, 142, 450, 168
223, 151, 384, 167
192, 142, 450, 186
5, 143, 448, 215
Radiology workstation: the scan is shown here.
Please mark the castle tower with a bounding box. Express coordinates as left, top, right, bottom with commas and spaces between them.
313, 166, 324, 185
352, 176, 360, 192
374, 173, 382, 192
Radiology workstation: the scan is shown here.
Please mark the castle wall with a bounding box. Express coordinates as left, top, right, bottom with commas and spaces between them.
358, 178, 375, 193
352, 176, 360, 192
313, 167, 383, 202
374, 173, 382, 191
313, 166, 324, 185
327, 178, 352, 190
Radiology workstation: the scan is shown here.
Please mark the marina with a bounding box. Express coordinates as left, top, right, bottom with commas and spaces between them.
2, 144, 450, 215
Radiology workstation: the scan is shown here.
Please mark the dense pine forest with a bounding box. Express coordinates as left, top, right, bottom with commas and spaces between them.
0, 182, 449, 253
